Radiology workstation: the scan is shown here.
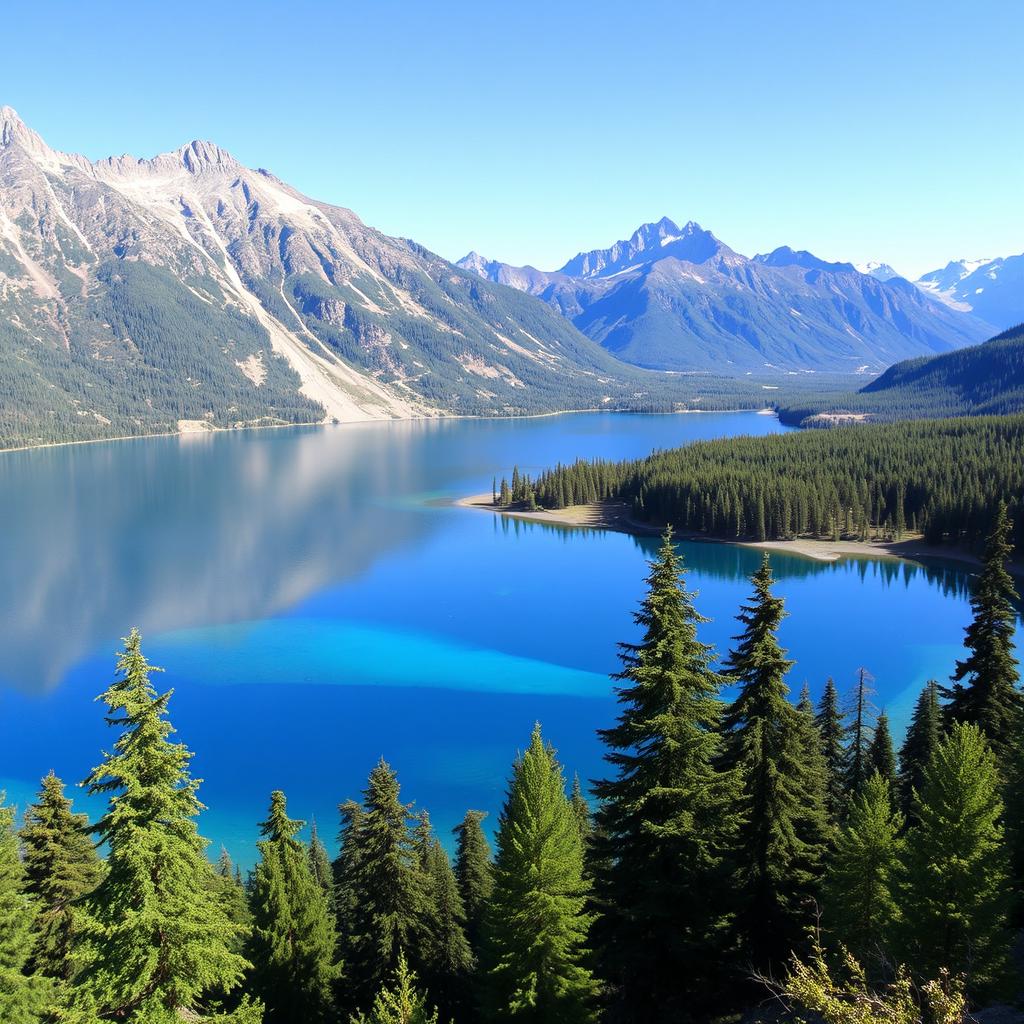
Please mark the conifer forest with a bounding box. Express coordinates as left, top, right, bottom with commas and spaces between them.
0, 504, 1020, 1024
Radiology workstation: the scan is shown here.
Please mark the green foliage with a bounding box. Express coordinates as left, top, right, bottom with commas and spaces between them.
345, 761, 431, 1011
484, 725, 597, 1024
592, 531, 739, 1019
817, 678, 847, 824
901, 723, 1010, 994
528, 415, 1024, 549
778, 944, 966, 1024
210, 847, 252, 956
896, 682, 941, 821
722, 555, 827, 966
452, 810, 493, 960
70, 629, 252, 1022
825, 773, 904, 963
0, 796, 51, 1023
868, 711, 897, 793
843, 669, 876, 799
420, 830, 473, 1020
248, 792, 336, 1024
350, 954, 439, 1024
944, 501, 1022, 768
307, 821, 337, 919
778, 325, 1024, 426
20, 773, 101, 981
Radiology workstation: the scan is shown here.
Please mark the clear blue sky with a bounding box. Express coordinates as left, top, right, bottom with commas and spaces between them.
3, 0, 1021, 277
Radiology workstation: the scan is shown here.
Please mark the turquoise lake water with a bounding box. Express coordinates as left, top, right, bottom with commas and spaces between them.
0, 412, 1019, 865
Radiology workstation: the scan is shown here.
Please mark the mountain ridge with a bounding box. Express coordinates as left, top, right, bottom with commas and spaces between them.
458, 218, 994, 373
2, 108, 764, 448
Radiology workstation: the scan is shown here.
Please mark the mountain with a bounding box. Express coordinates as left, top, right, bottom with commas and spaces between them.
855, 261, 902, 282
916, 255, 1024, 329
0, 108, 736, 449
458, 218, 992, 374
777, 324, 1024, 426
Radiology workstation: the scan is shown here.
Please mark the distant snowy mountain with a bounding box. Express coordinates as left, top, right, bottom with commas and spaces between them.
856, 261, 903, 282
916, 256, 1024, 328
460, 219, 992, 373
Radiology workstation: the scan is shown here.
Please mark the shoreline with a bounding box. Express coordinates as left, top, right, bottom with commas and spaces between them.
456, 493, 1022, 577
0, 405, 776, 457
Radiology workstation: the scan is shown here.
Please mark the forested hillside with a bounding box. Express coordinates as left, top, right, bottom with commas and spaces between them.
1, 512, 1020, 1022
777, 325, 1024, 426
503, 415, 1024, 548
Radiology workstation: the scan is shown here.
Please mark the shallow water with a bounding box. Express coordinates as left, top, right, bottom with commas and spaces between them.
0, 413, 1017, 864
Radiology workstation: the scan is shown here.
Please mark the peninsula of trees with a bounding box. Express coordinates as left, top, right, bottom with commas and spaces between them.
0, 509, 1020, 1023
497, 414, 1024, 548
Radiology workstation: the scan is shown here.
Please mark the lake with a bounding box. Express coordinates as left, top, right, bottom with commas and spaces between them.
0, 412, 1018, 865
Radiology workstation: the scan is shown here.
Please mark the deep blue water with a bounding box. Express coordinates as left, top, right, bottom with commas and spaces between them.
0, 412, 1019, 866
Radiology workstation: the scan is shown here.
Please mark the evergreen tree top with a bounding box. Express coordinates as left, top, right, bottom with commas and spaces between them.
260, 789, 304, 844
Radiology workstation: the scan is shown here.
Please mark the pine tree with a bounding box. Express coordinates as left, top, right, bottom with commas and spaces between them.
868, 711, 897, 793
592, 530, 739, 1020
71, 629, 255, 1022
824, 773, 903, 965
569, 776, 592, 845
346, 761, 430, 1011
333, 798, 365, 962
843, 668, 876, 798
484, 725, 597, 1024
20, 772, 101, 981
248, 791, 337, 1024
722, 553, 825, 969
901, 724, 1010, 994
816, 678, 846, 825
0, 796, 49, 1023
945, 502, 1022, 769
452, 810, 493, 958
794, 685, 833, 851
896, 682, 942, 819
308, 820, 337, 918
211, 847, 252, 955
351, 954, 439, 1024
422, 838, 473, 1020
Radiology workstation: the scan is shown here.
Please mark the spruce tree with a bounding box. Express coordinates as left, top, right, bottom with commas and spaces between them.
722, 553, 825, 968
816, 678, 846, 825
248, 791, 337, 1024
452, 810, 493, 958
20, 772, 101, 981
945, 502, 1022, 769
901, 723, 1010, 994
824, 772, 903, 965
843, 668, 876, 798
896, 681, 941, 820
308, 820, 337, 918
867, 711, 897, 793
592, 530, 739, 1021
422, 838, 473, 1020
333, 798, 365, 962
211, 847, 252, 955
484, 725, 597, 1024
351, 954, 439, 1024
346, 761, 430, 1011
0, 796, 49, 1023
71, 630, 255, 1022
569, 776, 592, 845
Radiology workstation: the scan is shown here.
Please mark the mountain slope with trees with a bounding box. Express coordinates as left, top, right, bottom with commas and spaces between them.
777, 325, 1024, 426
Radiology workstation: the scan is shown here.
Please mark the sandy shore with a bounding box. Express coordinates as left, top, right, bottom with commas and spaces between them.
456, 493, 1022, 576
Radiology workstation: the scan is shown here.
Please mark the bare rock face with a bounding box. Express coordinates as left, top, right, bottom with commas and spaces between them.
0, 107, 643, 447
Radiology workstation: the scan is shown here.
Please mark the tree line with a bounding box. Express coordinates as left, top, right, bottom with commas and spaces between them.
0, 507, 1020, 1023
498, 414, 1024, 549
